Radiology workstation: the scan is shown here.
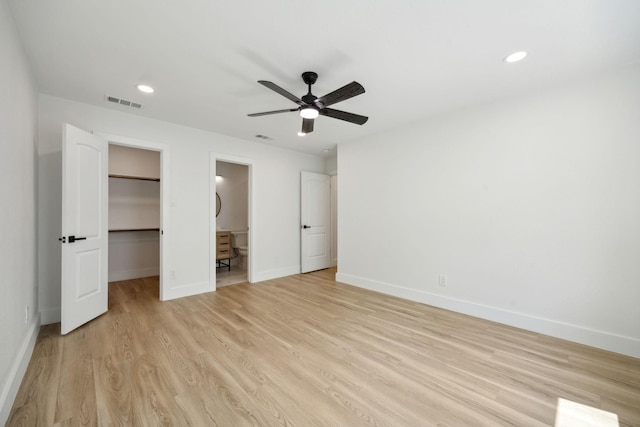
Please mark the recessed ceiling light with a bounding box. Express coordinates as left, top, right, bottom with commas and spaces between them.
322, 149, 330, 153
137, 84, 154, 93
504, 51, 527, 63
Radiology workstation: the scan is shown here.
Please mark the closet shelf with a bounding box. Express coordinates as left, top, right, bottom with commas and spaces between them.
109, 228, 160, 233
109, 174, 160, 182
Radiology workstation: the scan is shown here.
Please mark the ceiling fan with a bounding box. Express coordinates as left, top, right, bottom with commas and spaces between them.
248, 71, 368, 135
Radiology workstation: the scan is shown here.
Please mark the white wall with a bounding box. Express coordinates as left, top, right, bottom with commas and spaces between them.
325, 152, 337, 175
0, 1, 39, 423
108, 178, 160, 230
108, 230, 160, 282
37, 95, 324, 322
109, 144, 160, 178
337, 65, 640, 358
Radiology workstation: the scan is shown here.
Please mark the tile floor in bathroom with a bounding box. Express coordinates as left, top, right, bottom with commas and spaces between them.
216, 264, 247, 287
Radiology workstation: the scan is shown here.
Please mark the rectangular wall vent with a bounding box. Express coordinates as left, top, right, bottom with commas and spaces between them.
105, 95, 143, 109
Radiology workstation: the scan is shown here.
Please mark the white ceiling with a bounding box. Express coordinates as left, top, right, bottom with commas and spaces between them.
8, 0, 640, 155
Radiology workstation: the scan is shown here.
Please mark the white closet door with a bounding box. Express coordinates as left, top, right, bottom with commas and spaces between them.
301, 171, 331, 273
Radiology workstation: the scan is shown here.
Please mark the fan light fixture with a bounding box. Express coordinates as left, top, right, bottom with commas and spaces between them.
297, 131, 306, 136
300, 107, 319, 119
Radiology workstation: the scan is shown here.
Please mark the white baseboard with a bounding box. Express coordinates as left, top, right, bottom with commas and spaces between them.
161, 280, 214, 301
40, 306, 61, 325
336, 272, 640, 359
108, 267, 159, 282
251, 265, 300, 283
0, 315, 40, 426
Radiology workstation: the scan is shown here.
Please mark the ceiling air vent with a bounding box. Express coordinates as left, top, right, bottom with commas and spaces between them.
255, 134, 273, 140
105, 95, 143, 109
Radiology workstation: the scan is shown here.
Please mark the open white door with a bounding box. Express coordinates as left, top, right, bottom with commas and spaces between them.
61, 124, 108, 334
301, 171, 331, 273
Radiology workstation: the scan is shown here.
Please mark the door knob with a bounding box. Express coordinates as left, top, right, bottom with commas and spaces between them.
68, 235, 87, 243
302, 225, 311, 229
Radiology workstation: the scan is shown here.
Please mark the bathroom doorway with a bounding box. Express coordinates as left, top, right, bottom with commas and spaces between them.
212, 156, 253, 287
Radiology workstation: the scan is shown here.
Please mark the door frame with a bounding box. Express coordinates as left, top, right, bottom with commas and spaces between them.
330, 174, 338, 268
96, 132, 170, 300
210, 152, 255, 287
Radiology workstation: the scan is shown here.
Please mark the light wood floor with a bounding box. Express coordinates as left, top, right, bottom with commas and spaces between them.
8, 269, 640, 426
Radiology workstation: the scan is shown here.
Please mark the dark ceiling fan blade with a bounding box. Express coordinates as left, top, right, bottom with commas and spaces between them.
258, 80, 304, 105
301, 118, 314, 134
319, 108, 368, 125
248, 108, 299, 117
316, 81, 365, 107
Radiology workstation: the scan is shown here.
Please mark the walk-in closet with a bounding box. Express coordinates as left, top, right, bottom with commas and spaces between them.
108, 145, 160, 286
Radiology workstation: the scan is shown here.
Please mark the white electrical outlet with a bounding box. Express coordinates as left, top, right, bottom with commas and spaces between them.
439, 274, 447, 287
25, 305, 30, 324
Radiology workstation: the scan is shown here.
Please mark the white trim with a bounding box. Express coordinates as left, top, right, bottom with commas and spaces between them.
330, 175, 338, 268
252, 265, 301, 283
0, 315, 40, 426
94, 132, 170, 300
108, 269, 159, 283
210, 153, 256, 287
336, 272, 640, 359
161, 280, 214, 301
39, 307, 60, 325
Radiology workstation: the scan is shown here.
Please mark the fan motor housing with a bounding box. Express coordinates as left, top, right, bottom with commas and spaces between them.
302, 71, 318, 85
302, 94, 317, 104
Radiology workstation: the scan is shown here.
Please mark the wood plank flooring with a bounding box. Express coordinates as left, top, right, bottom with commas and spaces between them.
7, 269, 640, 426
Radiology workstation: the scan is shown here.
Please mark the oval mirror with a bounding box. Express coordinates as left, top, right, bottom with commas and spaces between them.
216, 192, 221, 217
